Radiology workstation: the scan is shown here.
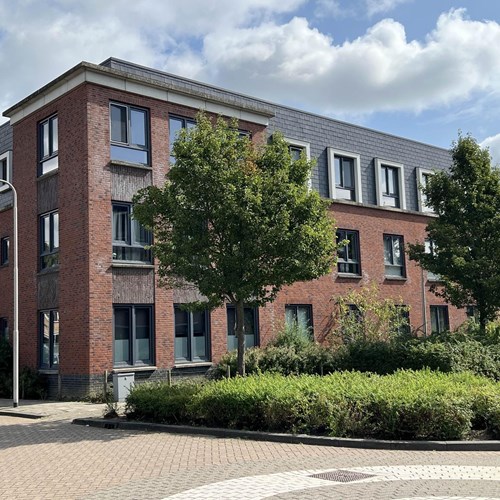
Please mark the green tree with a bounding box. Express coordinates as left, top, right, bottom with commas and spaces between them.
133, 113, 337, 375
408, 134, 500, 331
331, 282, 410, 345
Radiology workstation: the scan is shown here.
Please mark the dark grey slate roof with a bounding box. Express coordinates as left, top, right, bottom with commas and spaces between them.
0, 121, 12, 155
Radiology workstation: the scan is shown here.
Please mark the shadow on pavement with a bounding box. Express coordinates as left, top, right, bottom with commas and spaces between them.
0, 417, 145, 451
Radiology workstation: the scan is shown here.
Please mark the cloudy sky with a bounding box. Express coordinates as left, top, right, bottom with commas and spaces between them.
1, 0, 500, 164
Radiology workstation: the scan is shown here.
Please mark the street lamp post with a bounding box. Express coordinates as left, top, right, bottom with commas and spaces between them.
0, 179, 18, 407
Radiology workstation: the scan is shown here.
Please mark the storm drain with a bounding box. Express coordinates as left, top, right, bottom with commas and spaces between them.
309, 470, 376, 483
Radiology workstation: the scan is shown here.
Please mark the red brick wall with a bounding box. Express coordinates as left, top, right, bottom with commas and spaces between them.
0, 209, 13, 331
9, 79, 467, 381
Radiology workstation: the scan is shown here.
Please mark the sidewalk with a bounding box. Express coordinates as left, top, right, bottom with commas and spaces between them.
0, 398, 111, 420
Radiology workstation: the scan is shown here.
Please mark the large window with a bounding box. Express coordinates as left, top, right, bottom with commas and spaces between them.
113, 305, 153, 366
227, 305, 259, 351
169, 116, 196, 163
0, 151, 12, 191
430, 305, 449, 334
40, 310, 59, 369
39, 115, 58, 176
285, 304, 313, 336
375, 159, 406, 209
337, 229, 361, 275
112, 203, 152, 263
327, 149, 363, 202
395, 305, 411, 336
110, 103, 149, 165
417, 168, 434, 213
174, 306, 210, 362
384, 234, 405, 278
0, 237, 9, 266
40, 211, 59, 270
424, 239, 440, 281
0, 318, 8, 340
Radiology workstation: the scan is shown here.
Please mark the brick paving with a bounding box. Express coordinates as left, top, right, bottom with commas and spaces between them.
1, 400, 500, 499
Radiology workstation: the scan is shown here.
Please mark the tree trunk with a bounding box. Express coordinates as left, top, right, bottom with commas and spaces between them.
235, 299, 246, 376
479, 306, 487, 336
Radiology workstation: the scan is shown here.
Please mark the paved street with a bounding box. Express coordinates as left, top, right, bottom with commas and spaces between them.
1, 400, 500, 499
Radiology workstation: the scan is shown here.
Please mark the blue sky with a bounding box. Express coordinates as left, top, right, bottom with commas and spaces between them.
1, 0, 500, 163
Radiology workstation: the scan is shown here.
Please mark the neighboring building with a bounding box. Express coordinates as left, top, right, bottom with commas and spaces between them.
0, 58, 465, 397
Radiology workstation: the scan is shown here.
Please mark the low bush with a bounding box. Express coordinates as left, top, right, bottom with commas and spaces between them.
125, 370, 500, 440
125, 380, 202, 424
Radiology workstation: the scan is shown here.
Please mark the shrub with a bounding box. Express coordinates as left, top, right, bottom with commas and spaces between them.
125, 381, 202, 424
126, 370, 500, 440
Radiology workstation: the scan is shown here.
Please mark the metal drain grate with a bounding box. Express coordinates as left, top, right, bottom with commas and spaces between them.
309, 470, 375, 483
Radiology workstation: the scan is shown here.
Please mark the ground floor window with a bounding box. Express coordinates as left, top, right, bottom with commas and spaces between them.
0, 317, 8, 340
285, 304, 313, 336
395, 305, 411, 336
40, 310, 59, 369
227, 305, 259, 351
430, 305, 449, 334
113, 305, 153, 366
174, 305, 210, 362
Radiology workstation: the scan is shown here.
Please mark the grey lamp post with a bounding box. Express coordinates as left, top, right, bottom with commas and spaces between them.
0, 179, 18, 407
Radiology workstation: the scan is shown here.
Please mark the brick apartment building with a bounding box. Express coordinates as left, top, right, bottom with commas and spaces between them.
0, 58, 468, 397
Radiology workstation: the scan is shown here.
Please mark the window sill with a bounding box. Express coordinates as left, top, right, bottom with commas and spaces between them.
174, 362, 213, 369
38, 369, 59, 374
112, 365, 157, 373
37, 169, 59, 182
336, 273, 362, 279
112, 262, 154, 269
110, 160, 152, 171
38, 266, 59, 276
384, 276, 407, 281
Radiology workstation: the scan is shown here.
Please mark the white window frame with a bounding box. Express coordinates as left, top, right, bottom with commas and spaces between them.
0, 151, 12, 192
416, 167, 434, 213
283, 137, 312, 188
375, 158, 406, 210
327, 148, 362, 203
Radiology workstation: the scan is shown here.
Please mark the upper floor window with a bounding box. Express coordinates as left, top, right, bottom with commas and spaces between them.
169, 116, 196, 163
430, 305, 449, 334
285, 304, 313, 336
40, 211, 59, 270
384, 234, 405, 278
112, 203, 152, 263
375, 159, 406, 209
283, 137, 311, 188
0, 237, 9, 266
337, 229, 361, 275
110, 103, 149, 165
0, 151, 12, 191
40, 310, 59, 369
39, 115, 58, 176
417, 168, 434, 213
327, 149, 363, 202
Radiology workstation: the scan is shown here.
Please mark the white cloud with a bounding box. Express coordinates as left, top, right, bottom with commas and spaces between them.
194, 8, 500, 116
0, 0, 306, 120
480, 133, 500, 167
365, 0, 413, 17
2, 2, 500, 133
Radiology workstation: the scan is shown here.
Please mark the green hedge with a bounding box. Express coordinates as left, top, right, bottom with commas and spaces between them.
210, 337, 500, 381
125, 370, 500, 440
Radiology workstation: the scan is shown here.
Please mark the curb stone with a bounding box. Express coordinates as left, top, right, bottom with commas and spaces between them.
0, 410, 43, 419
72, 417, 500, 451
